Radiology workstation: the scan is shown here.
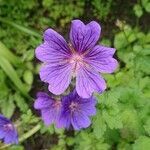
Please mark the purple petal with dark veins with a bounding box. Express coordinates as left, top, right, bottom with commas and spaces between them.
85, 45, 118, 73
70, 20, 101, 53
0, 114, 18, 144
34, 92, 53, 109
36, 28, 71, 63
58, 90, 96, 130
71, 111, 91, 130
40, 63, 72, 95
34, 93, 62, 126
76, 66, 106, 98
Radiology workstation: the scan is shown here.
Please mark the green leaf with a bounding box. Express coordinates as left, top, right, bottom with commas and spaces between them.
0, 57, 28, 97
133, 45, 143, 53
133, 4, 143, 18
121, 109, 143, 140
132, 136, 150, 150
1, 95, 15, 118
114, 32, 128, 49
14, 93, 29, 113
128, 32, 137, 43
143, 118, 150, 136
103, 110, 123, 129
117, 141, 132, 150
23, 70, 33, 85
142, 0, 150, 12
0, 17, 41, 38
8, 145, 24, 150
66, 137, 75, 146
93, 113, 107, 139
136, 56, 150, 74
21, 110, 39, 124
0, 41, 21, 66
139, 77, 150, 90
145, 3, 150, 12
23, 50, 34, 61
100, 38, 111, 46
96, 90, 122, 131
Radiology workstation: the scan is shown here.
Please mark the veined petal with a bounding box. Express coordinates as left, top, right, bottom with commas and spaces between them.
4, 130, 18, 144
41, 109, 56, 126
0, 114, 18, 144
57, 113, 71, 129
34, 92, 53, 109
36, 29, 71, 63
0, 130, 5, 139
70, 20, 101, 53
0, 115, 9, 125
76, 66, 106, 98
71, 112, 91, 130
79, 98, 97, 116
40, 63, 72, 95
85, 45, 118, 73
69, 90, 97, 116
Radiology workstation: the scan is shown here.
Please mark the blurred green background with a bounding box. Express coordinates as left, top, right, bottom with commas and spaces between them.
0, 0, 150, 150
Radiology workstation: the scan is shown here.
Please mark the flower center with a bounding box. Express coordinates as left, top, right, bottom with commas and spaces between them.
3, 123, 13, 131
68, 43, 85, 74
72, 54, 83, 61
53, 101, 61, 111
68, 43, 91, 76
69, 102, 78, 112
71, 55, 83, 75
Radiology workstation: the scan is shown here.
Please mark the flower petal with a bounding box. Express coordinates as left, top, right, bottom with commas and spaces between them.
71, 112, 91, 130
68, 90, 97, 116
4, 130, 18, 144
34, 92, 53, 109
56, 113, 71, 129
0, 115, 18, 144
40, 63, 72, 95
36, 29, 71, 63
85, 45, 118, 73
41, 109, 56, 126
0, 130, 5, 139
79, 97, 97, 116
70, 20, 101, 53
76, 66, 106, 98
0, 115, 10, 125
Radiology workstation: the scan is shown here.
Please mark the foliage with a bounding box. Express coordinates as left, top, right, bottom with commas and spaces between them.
0, 0, 149, 149
92, 0, 113, 20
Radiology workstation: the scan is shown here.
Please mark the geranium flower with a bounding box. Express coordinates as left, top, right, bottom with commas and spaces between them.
34, 92, 61, 126
58, 90, 96, 130
36, 20, 118, 98
34, 91, 96, 130
0, 114, 18, 144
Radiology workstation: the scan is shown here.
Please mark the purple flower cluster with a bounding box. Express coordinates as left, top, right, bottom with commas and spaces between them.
34, 90, 96, 130
0, 114, 18, 144
35, 19, 118, 130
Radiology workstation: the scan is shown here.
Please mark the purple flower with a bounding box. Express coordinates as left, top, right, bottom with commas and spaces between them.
58, 90, 96, 130
34, 91, 96, 130
36, 20, 118, 98
34, 92, 61, 127
0, 114, 18, 144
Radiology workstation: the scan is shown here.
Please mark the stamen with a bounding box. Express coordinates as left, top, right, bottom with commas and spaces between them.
3, 123, 13, 131
53, 101, 61, 111
68, 42, 89, 76
69, 102, 78, 112
68, 43, 76, 53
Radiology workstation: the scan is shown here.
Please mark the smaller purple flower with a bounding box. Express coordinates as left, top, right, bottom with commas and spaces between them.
0, 114, 18, 144
34, 92, 61, 127
58, 90, 96, 130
